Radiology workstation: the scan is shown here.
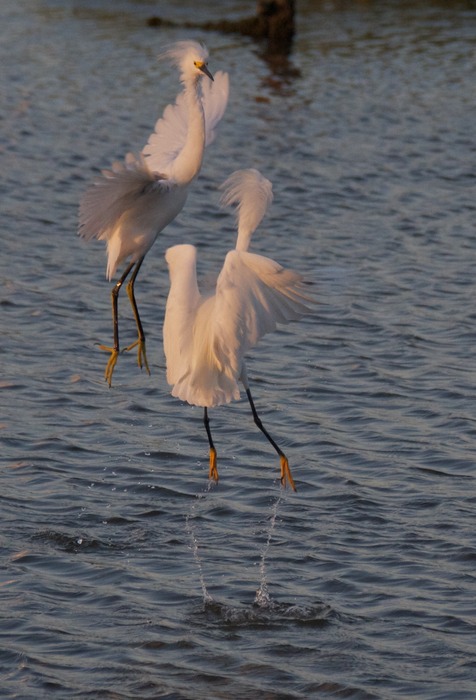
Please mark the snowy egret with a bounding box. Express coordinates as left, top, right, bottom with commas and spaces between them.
79, 41, 229, 386
163, 169, 310, 491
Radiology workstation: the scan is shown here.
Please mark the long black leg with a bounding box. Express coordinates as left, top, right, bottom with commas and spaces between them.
112, 262, 135, 351
99, 261, 135, 386
245, 388, 297, 492
126, 257, 145, 343
124, 256, 150, 374
204, 408, 218, 482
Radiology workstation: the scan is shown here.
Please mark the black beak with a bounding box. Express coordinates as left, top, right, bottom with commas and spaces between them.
199, 63, 214, 81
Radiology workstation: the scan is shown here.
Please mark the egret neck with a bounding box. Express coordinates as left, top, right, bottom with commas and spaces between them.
170, 76, 207, 185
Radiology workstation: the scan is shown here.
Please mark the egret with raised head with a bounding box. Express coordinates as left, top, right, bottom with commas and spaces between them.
79, 41, 229, 386
163, 169, 310, 491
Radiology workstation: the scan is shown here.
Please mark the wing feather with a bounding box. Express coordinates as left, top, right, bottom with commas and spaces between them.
78, 153, 170, 243
142, 71, 229, 175
142, 93, 189, 175
212, 250, 311, 379
164, 248, 310, 408
163, 245, 201, 387
201, 70, 229, 147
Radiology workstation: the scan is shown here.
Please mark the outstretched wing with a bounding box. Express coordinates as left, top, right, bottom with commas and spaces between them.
212, 250, 311, 377
142, 70, 229, 175
78, 153, 169, 243
79, 153, 182, 279
163, 244, 240, 408
163, 244, 201, 387
142, 92, 188, 175
201, 70, 229, 147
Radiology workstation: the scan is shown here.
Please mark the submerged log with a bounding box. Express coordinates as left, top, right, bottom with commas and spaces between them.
147, 0, 295, 55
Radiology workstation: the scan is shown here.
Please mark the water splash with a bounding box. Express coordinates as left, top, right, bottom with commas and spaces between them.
185, 480, 215, 604
197, 598, 333, 627
187, 483, 282, 608
254, 490, 282, 608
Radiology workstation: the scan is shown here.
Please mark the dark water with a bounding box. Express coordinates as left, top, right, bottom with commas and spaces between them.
1, 1, 476, 697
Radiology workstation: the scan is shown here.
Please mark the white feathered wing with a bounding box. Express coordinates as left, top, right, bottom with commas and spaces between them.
142, 70, 229, 176
167, 249, 310, 408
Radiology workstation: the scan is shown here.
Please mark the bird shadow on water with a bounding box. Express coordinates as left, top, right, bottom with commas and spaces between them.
185, 483, 332, 629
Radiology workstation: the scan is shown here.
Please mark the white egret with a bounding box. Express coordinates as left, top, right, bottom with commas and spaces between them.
163, 169, 310, 491
79, 40, 229, 386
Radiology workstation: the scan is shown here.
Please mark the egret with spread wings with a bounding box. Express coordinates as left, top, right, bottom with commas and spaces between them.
79, 41, 229, 386
163, 169, 310, 491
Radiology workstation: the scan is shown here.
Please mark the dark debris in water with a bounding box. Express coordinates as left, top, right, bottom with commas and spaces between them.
32, 530, 104, 553
31, 529, 130, 554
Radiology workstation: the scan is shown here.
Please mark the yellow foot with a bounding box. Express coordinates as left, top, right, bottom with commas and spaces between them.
98, 345, 119, 387
209, 447, 219, 482
280, 455, 297, 492
123, 338, 151, 375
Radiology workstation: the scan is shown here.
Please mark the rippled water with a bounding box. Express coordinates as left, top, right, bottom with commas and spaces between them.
1, 0, 476, 697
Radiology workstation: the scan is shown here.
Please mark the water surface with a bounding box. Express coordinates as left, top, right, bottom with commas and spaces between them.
1, 1, 476, 698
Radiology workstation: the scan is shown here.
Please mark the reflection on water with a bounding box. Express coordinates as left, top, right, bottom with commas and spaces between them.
1, 0, 476, 698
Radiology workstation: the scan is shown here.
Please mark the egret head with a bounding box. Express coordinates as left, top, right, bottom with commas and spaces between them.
161, 40, 214, 84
